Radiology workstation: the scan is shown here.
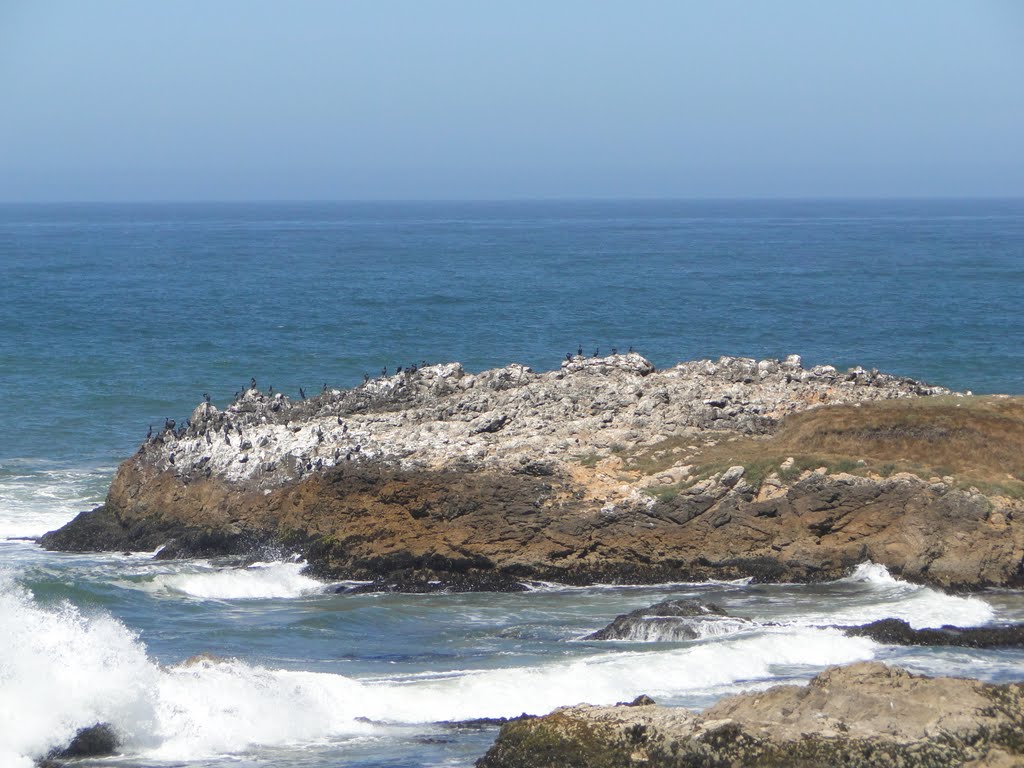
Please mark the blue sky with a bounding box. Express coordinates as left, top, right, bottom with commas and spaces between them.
1, 1, 1022, 200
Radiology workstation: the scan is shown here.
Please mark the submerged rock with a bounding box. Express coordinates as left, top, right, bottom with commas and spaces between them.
843, 617, 1024, 648
476, 662, 1024, 768
583, 599, 750, 641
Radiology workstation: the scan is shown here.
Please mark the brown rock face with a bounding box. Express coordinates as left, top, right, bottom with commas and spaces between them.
39, 355, 1024, 590
476, 662, 1024, 768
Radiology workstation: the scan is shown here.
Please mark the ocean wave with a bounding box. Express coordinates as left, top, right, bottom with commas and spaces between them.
140, 560, 329, 600
0, 571, 876, 763
0, 462, 111, 540
794, 562, 995, 629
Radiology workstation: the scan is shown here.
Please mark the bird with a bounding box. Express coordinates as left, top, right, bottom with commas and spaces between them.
146, 425, 153, 439
251, 377, 257, 389
299, 387, 306, 400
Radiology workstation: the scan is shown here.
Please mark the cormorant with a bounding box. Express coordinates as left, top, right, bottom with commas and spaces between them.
203, 393, 210, 404
146, 425, 153, 439
593, 348, 599, 357
381, 366, 388, 377
612, 347, 617, 355
251, 377, 257, 389
629, 345, 634, 353
299, 387, 306, 400
578, 346, 583, 357
363, 373, 370, 383
565, 353, 572, 361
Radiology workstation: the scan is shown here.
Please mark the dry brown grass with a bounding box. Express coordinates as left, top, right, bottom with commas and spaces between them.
653, 396, 1024, 498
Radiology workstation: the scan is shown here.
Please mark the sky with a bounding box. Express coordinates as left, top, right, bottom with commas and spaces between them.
1, 1, 1022, 201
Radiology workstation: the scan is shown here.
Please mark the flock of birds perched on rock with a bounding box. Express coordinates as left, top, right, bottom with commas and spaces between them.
147, 346, 640, 442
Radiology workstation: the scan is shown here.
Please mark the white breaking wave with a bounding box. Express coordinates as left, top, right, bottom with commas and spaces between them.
143, 560, 328, 600
0, 572, 877, 764
0, 463, 112, 540
791, 562, 995, 629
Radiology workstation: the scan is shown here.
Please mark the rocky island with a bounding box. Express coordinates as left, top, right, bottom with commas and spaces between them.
42, 353, 1024, 590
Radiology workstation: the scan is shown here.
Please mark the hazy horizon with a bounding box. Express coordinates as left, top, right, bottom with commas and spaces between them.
3, 1, 1022, 202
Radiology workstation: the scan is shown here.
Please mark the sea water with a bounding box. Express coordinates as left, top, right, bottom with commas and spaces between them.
1, 200, 1023, 767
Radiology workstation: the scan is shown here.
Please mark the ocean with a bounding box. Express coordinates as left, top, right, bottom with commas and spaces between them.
1, 199, 1023, 767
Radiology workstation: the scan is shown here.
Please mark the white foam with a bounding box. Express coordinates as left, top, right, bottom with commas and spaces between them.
795, 562, 995, 629
0, 463, 111, 539
144, 560, 328, 600
0, 572, 877, 764
0, 572, 159, 765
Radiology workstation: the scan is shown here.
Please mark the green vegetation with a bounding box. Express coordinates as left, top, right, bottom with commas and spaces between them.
678, 395, 1024, 497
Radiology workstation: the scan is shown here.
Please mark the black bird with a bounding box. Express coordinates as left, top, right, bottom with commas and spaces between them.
316, 428, 323, 444
565, 353, 572, 361
299, 387, 306, 400
268, 386, 273, 395
593, 348, 599, 357
578, 346, 583, 357
612, 347, 617, 355
323, 382, 328, 393
381, 366, 388, 377
205, 431, 212, 445
337, 415, 343, 425
146, 425, 153, 439
363, 373, 370, 383
251, 377, 257, 389
396, 366, 403, 374
168, 453, 175, 465
164, 418, 175, 431
234, 391, 240, 401
224, 433, 231, 446
203, 393, 210, 404
628, 345, 634, 353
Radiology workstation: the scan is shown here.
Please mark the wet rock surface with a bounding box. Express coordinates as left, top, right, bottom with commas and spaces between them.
843, 617, 1024, 648
476, 662, 1024, 768
583, 599, 750, 641
38, 723, 119, 766
40, 355, 1024, 591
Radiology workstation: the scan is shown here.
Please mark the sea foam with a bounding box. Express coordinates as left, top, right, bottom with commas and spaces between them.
793, 562, 995, 629
0, 571, 877, 764
144, 560, 328, 600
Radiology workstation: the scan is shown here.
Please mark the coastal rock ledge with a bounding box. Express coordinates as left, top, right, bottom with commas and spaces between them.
476, 662, 1024, 768
41, 354, 1024, 590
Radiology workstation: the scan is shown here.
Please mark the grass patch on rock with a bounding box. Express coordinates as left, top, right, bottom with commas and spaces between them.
681, 395, 1024, 497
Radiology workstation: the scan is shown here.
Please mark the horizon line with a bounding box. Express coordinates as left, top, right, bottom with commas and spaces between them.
2, 194, 1024, 206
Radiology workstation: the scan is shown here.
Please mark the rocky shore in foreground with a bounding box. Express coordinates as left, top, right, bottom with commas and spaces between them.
41, 353, 1024, 590
476, 662, 1024, 768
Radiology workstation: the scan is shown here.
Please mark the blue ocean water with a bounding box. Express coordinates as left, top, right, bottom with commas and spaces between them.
1, 200, 1023, 767
1, 199, 1021, 468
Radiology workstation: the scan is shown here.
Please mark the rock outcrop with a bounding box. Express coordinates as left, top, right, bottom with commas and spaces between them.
476, 662, 1024, 768
40, 354, 1024, 590
582, 600, 751, 642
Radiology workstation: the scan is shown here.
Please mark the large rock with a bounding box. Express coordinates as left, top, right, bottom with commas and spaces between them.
39, 355, 1024, 590
476, 662, 1024, 768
